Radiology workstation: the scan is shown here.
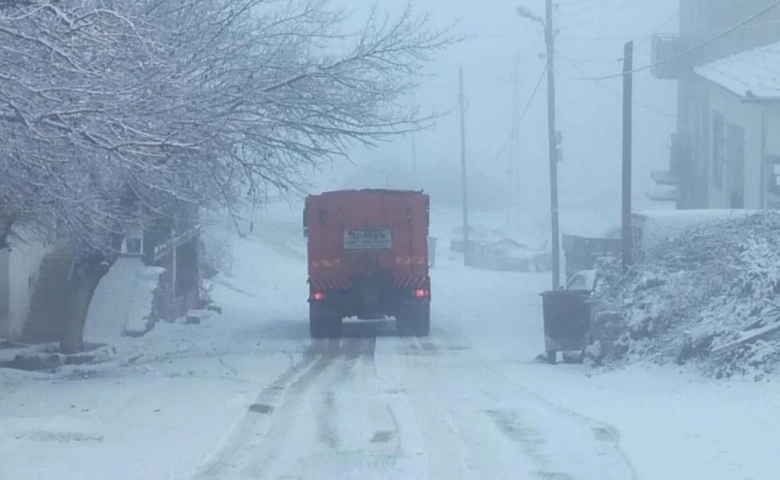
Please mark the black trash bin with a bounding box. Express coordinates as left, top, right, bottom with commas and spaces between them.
540, 289, 592, 363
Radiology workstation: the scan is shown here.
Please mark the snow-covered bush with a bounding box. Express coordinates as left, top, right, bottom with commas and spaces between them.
593, 212, 780, 377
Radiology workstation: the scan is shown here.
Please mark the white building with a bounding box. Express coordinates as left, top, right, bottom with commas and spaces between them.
650, 0, 780, 209
688, 42, 780, 209
0, 241, 51, 342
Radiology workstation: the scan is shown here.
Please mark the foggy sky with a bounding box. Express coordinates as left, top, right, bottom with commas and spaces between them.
324, 0, 679, 216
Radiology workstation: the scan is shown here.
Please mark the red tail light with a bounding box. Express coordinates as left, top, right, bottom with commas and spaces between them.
414, 289, 429, 298
312, 292, 325, 301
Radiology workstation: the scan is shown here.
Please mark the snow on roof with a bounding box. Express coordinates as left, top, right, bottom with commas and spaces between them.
694, 41, 780, 99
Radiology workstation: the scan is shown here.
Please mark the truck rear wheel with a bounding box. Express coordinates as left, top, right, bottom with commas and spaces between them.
416, 304, 431, 337
397, 304, 430, 337
310, 316, 342, 339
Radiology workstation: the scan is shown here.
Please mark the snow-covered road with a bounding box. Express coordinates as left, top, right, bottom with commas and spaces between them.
187, 209, 633, 480
2, 205, 780, 480
190, 329, 634, 480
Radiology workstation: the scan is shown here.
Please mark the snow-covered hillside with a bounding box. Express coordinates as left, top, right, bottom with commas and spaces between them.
593, 212, 780, 379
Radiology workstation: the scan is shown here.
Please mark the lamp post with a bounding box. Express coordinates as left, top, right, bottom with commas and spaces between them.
517, 2, 560, 289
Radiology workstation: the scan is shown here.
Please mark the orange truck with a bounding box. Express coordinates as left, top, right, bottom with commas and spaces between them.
303, 189, 431, 338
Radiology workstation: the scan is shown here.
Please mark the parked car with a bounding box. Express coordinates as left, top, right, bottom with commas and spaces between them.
565, 269, 599, 292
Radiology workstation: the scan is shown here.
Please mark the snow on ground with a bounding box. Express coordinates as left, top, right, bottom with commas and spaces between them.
85, 257, 165, 339
0, 206, 304, 480
1, 201, 779, 480
592, 212, 780, 378
430, 220, 780, 480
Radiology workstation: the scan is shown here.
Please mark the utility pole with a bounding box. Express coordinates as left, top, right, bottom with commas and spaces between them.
544, 0, 561, 289
622, 41, 634, 271
459, 67, 471, 267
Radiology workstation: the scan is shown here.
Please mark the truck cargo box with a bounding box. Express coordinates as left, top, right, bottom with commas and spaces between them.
304, 189, 431, 338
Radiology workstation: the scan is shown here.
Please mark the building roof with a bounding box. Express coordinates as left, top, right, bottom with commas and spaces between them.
695, 40, 780, 100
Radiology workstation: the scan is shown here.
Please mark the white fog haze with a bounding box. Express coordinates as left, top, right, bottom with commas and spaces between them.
3, 1, 780, 479
336, 0, 678, 216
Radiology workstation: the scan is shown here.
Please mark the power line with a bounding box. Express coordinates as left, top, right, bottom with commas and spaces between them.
472, 13, 780, 45
475, 66, 547, 178
559, 15, 780, 43
652, 8, 681, 35
517, 65, 548, 129
555, 49, 676, 119
583, 0, 780, 81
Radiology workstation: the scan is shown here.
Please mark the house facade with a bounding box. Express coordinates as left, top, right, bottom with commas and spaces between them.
1, 204, 201, 343
650, 0, 780, 209
0, 240, 51, 341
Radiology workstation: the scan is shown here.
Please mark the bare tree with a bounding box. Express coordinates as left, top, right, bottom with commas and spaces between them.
0, 0, 454, 352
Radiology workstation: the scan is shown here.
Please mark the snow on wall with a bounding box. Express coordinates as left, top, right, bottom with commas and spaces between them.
85, 257, 165, 341
3, 240, 50, 341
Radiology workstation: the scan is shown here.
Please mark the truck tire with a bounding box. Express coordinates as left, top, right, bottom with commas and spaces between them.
396, 316, 413, 337
396, 304, 430, 337
416, 304, 431, 337
310, 315, 342, 339
329, 317, 343, 338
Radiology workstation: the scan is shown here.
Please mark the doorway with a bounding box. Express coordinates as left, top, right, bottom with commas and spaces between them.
727, 123, 745, 209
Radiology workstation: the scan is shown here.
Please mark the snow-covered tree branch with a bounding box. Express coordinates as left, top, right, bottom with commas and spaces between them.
0, 0, 453, 351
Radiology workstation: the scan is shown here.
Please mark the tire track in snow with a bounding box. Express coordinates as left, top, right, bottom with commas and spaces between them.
235, 343, 343, 478
190, 338, 336, 480
193, 336, 384, 479
256, 335, 389, 479
396, 335, 483, 480
429, 322, 639, 480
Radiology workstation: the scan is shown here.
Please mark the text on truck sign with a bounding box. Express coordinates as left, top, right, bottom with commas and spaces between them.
343, 228, 392, 251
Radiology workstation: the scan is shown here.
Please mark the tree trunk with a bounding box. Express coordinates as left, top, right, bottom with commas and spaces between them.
60, 254, 112, 354
0, 213, 13, 250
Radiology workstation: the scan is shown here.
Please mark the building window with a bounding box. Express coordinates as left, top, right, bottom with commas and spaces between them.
712, 112, 724, 190
768, 155, 780, 198
699, 104, 709, 206
122, 226, 144, 255
726, 123, 745, 209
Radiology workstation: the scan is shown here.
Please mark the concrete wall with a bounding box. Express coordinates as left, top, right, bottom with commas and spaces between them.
704, 82, 764, 209
680, 75, 712, 208
673, 0, 780, 210
2, 240, 50, 341
0, 248, 9, 339
762, 107, 780, 207
766, 108, 780, 156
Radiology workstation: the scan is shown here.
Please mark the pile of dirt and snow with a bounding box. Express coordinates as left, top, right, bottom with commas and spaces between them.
591, 212, 780, 378
0, 342, 115, 372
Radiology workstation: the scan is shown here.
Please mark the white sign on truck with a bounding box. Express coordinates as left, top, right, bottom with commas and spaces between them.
343, 228, 392, 250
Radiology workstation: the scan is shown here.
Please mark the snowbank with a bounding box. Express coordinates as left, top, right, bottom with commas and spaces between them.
85, 257, 164, 340
632, 208, 762, 251
593, 212, 780, 378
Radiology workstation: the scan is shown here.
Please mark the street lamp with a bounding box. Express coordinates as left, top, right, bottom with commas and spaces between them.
517, 2, 561, 290
516, 6, 544, 25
